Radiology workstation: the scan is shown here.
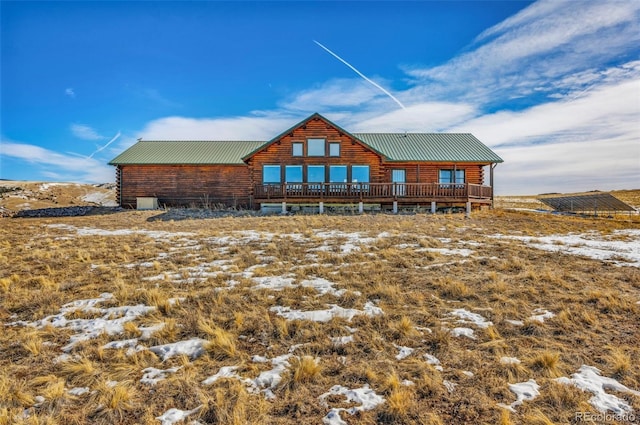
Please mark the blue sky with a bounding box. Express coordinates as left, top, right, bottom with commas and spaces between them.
1, 0, 639, 195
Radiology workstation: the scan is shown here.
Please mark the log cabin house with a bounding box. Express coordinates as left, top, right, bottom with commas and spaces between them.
109, 113, 503, 212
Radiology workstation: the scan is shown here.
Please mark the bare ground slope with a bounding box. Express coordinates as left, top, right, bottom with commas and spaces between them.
0, 181, 117, 215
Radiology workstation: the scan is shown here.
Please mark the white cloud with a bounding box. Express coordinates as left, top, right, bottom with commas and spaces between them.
65, 88, 75, 98
405, 0, 640, 105
281, 79, 382, 112
71, 124, 106, 141
350, 102, 477, 133
137, 113, 300, 141
0, 140, 114, 183
453, 76, 640, 194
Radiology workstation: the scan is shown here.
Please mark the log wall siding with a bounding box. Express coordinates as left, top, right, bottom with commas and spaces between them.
114, 117, 493, 208
382, 163, 485, 185
118, 164, 252, 208
247, 118, 385, 186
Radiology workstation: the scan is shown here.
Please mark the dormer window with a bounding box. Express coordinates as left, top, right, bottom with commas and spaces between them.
307, 138, 325, 156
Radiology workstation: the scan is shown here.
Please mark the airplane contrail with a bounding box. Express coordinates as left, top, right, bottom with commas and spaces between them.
88, 131, 121, 158
313, 40, 406, 110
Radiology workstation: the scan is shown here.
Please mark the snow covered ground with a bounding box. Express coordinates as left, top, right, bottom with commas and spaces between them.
491, 229, 640, 267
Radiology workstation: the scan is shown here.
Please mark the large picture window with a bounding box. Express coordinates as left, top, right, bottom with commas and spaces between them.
307, 138, 325, 156
329, 165, 347, 183
307, 165, 325, 183
351, 165, 370, 183
285, 165, 303, 183
263, 165, 281, 184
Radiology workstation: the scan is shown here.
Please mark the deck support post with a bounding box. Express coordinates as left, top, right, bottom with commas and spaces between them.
431, 201, 436, 214
319, 202, 324, 214
393, 201, 398, 214
281, 202, 287, 214
358, 202, 364, 214
466, 202, 471, 218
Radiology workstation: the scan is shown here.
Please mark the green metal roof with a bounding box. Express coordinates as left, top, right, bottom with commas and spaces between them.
108, 141, 265, 165
109, 117, 503, 165
353, 133, 503, 163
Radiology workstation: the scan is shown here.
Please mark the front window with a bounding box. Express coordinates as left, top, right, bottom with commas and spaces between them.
439, 169, 465, 184
285, 165, 303, 183
307, 138, 325, 156
329, 165, 347, 183
307, 165, 325, 183
351, 165, 370, 183
292, 143, 303, 157
263, 165, 281, 184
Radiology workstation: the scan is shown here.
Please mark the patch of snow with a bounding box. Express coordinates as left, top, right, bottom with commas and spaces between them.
81, 191, 117, 206
394, 344, 414, 360
505, 319, 524, 326
141, 367, 181, 386
450, 327, 476, 339
102, 338, 146, 355
202, 366, 241, 385
424, 354, 444, 371
500, 357, 521, 365
47, 223, 193, 240
416, 247, 474, 257
8, 293, 156, 352
443, 380, 458, 393
310, 231, 380, 254
462, 371, 474, 377
270, 301, 383, 323
301, 277, 347, 297
149, 338, 207, 361
490, 229, 640, 268
331, 336, 354, 346
252, 276, 296, 291
201, 354, 298, 400
497, 380, 540, 412
320, 384, 385, 425
529, 308, 555, 323
156, 406, 202, 425
402, 379, 415, 386
67, 387, 90, 396
448, 309, 493, 328
252, 354, 293, 399
555, 365, 640, 414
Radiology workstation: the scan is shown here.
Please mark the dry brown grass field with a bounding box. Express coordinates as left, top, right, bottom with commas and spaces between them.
1, 185, 639, 424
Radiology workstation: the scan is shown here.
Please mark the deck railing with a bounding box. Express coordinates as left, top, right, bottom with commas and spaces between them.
254, 182, 492, 201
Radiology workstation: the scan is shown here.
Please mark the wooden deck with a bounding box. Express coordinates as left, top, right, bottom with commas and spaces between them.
253, 182, 493, 204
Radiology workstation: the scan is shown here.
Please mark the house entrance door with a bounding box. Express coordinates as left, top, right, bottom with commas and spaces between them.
392, 169, 406, 196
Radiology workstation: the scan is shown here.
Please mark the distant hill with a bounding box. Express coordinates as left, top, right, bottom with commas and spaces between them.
495, 189, 640, 211
0, 181, 117, 215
